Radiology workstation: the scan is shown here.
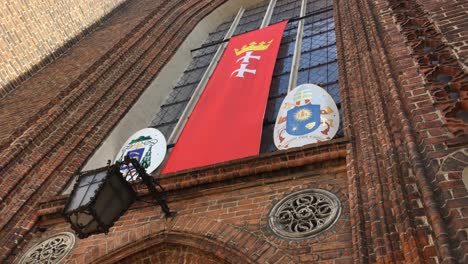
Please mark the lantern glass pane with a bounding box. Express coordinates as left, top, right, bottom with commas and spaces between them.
65, 186, 86, 212
65, 171, 107, 213
78, 171, 106, 186
81, 182, 101, 205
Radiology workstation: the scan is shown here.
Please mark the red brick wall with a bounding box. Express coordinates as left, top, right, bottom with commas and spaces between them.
0, 0, 128, 97
364, 0, 467, 262
335, 0, 466, 262
0, 0, 466, 263
0, 0, 229, 261
10, 147, 352, 263
416, 0, 468, 68
116, 244, 227, 264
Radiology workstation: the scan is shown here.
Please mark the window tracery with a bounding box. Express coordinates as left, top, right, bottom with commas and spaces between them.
19, 232, 75, 264
268, 189, 341, 240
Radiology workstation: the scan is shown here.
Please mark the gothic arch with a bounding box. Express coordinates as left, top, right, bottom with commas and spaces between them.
88, 216, 294, 264
93, 232, 251, 264
116, 242, 227, 264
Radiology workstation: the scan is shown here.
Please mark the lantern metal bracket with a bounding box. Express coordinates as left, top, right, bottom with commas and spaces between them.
117, 156, 176, 218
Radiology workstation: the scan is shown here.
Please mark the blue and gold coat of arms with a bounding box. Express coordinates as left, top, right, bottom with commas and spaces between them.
273, 84, 340, 150
286, 104, 321, 135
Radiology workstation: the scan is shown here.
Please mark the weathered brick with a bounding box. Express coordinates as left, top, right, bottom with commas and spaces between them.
1, 0, 467, 263
0, 0, 129, 96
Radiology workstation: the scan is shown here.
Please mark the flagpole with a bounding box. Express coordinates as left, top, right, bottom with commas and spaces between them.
288, 0, 307, 92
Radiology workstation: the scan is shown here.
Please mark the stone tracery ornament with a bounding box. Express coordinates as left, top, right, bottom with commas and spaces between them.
19, 232, 75, 264
268, 189, 341, 240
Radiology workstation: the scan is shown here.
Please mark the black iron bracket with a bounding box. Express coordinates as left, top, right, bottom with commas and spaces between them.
119, 156, 176, 218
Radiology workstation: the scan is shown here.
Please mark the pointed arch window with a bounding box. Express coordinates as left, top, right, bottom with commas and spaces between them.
150, 0, 342, 155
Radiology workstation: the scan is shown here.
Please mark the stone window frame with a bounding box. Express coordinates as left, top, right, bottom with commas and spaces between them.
154, 0, 342, 152
80, 0, 343, 173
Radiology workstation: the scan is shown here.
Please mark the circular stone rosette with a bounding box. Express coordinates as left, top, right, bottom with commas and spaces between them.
268, 189, 341, 240
19, 232, 75, 264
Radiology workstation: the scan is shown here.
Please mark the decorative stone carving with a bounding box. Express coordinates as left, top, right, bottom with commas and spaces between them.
268, 189, 341, 240
391, 0, 468, 137
19, 232, 75, 264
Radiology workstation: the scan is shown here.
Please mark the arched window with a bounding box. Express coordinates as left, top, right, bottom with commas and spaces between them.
151, 0, 342, 153
82, 0, 342, 173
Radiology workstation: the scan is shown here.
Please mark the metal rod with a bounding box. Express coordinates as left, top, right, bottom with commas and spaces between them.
168, 7, 245, 145
124, 157, 175, 217
191, 39, 229, 53
288, 0, 307, 91
260, 0, 277, 28
289, 7, 332, 22
190, 7, 333, 53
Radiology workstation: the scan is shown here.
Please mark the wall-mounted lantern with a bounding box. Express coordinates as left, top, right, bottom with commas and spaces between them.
63, 156, 175, 239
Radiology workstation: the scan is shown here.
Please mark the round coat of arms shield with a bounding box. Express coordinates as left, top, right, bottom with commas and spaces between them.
273, 84, 340, 150
115, 128, 166, 180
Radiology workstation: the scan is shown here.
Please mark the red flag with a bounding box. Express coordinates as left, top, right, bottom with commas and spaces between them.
162, 21, 288, 174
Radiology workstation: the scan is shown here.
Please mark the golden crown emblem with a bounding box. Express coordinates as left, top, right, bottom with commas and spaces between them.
234, 39, 274, 56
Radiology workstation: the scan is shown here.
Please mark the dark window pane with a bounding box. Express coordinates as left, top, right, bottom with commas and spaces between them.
264, 97, 285, 122
192, 44, 219, 57
269, 74, 290, 96
270, 0, 301, 24
203, 19, 234, 46
273, 57, 292, 75
311, 33, 328, 48
233, 2, 267, 36
278, 40, 296, 57
327, 30, 336, 42
328, 45, 337, 61
297, 69, 309, 84
164, 84, 196, 104
152, 123, 176, 139
308, 64, 329, 84
307, 0, 332, 12
244, 3, 268, 17
325, 81, 340, 104
281, 26, 298, 43
260, 124, 277, 153
327, 62, 339, 84
186, 53, 215, 71
150, 101, 188, 126
218, 21, 232, 31
300, 48, 328, 68
205, 31, 224, 44
176, 68, 206, 86
304, 14, 334, 31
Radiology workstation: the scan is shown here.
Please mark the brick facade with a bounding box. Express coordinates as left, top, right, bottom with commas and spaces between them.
0, 0, 129, 97
14, 140, 351, 264
0, 0, 466, 263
